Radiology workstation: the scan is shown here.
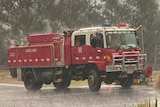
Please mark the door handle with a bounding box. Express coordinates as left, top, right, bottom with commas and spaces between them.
97, 50, 101, 53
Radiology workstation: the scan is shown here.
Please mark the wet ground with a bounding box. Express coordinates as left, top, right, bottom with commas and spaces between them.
0, 84, 160, 107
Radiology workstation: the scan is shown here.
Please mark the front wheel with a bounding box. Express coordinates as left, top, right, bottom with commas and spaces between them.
88, 69, 101, 92
24, 71, 43, 91
120, 74, 133, 89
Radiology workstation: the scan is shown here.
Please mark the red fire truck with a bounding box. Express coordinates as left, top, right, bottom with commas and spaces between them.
8, 23, 152, 91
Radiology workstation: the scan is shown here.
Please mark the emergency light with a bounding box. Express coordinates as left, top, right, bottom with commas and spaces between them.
102, 23, 112, 27
117, 23, 129, 28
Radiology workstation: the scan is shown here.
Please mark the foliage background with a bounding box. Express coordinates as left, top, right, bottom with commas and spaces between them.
0, 0, 160, 68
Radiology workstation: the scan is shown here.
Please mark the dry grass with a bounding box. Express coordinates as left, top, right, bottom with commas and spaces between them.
71, 80, 88, 86
152, 71, 160, 89
0, 70, 23, 84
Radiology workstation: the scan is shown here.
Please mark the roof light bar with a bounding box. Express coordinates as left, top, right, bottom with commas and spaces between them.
102, 23, 112, 27
117, 23, 129, 28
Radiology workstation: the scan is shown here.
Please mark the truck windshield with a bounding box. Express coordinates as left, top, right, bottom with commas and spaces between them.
105, 31, 139, 49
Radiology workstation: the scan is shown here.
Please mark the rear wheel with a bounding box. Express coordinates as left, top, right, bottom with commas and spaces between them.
9, 68, 17, 78
53, 79, 71, 89
53, 69, 71, 89
53, 76, 71, 89
120, 74, 133, 89
24, 71, 43, 91
88, 69, 101, 92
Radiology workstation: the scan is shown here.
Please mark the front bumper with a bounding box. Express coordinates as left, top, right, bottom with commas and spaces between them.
106, 51, 147, 74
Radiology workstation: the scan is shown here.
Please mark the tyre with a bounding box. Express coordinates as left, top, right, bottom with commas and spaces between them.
53, 70, 71, 89
9, 68, 17, 78
88, 69, 101, 92
120, 74, 133, 89
53, 78, 71, 89
24, 71, 43, 91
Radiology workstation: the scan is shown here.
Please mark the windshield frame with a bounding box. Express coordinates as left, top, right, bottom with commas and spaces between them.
105, 31, 139, 49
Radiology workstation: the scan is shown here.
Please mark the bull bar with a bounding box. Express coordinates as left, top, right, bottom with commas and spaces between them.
106, 51, 147, 73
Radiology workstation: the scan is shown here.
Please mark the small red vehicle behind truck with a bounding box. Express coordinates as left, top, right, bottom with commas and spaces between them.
8, 23, 152, 91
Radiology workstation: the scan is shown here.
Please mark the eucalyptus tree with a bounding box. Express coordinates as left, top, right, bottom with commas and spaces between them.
0, 0, 46, 65
0, 0, 45, 37
35, 0, 96, 31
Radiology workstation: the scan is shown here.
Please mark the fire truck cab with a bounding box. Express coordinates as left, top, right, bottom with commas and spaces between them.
8, 23, 152, 92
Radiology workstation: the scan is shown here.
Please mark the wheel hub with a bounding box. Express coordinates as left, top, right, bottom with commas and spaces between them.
88, 75, 95, 86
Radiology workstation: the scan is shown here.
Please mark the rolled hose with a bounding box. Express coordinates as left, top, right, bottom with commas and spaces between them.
143, 66, 152, 77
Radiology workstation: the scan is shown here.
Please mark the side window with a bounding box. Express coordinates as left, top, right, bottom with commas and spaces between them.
90, 33, 104, 48
74, 35, 86, 46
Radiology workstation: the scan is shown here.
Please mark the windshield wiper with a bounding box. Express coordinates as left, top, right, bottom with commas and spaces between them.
128, 45, 138, 51
116, 44, 138, 52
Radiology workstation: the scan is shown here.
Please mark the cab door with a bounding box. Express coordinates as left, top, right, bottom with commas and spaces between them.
71, 34, 88, 64
89, 32, 106, 61
88, 32, 108, 71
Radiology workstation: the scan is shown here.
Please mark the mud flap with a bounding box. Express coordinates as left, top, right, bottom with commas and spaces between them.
17, 68, 22, 80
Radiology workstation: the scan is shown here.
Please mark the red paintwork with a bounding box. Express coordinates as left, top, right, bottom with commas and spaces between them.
64, 36, 72, 65
8, 33, 65, 67
144, 66, 152, 77
8, 44, 54, 67
8, 32, 143, 72
27, 33, 60, 44
71, 45, 110, 71
8, 33, 70, 68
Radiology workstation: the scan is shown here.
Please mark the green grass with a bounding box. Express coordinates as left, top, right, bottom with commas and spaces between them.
133, 98, 158, 107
